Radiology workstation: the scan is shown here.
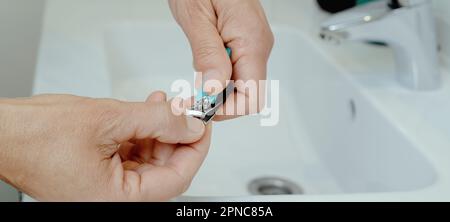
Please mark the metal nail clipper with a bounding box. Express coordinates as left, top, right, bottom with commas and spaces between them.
186, 82, 235, 124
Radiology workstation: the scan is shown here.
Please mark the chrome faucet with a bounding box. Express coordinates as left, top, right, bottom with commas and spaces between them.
320, 0, 440, 91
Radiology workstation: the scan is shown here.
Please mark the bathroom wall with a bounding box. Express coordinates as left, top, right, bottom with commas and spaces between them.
0, 0, 45, 98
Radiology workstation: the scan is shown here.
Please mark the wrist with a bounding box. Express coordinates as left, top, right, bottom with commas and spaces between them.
0, 99, 27, 187
0, 99, 15, 150
0, 99, 15, 181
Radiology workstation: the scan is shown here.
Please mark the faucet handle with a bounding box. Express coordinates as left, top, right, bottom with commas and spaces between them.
392, 0, 429, 7
321, 0, 390, 32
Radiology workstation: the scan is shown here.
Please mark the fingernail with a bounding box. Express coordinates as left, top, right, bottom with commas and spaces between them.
186, 117, 205, 134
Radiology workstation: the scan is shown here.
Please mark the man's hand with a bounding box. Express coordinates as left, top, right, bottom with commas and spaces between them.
0, 92, 210, 201
169, 0, 274, 120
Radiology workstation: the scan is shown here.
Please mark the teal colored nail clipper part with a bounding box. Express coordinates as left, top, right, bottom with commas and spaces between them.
186, 48, 234, 124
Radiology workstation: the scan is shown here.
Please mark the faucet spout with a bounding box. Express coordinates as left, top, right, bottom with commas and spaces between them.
320, 0, 441, 91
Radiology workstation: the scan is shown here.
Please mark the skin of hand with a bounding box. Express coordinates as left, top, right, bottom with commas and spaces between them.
0, 92, 210, 201
169, 0, 274, 120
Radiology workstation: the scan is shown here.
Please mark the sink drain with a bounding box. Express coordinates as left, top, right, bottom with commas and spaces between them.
248, 177, 303, 195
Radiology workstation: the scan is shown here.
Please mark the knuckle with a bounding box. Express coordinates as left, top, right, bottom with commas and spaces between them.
194, 42, 223, 66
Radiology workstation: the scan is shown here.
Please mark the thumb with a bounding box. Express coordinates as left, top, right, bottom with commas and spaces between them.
173, 3, 232, 93
189, 25, 232, 93
112, 100, 205, 144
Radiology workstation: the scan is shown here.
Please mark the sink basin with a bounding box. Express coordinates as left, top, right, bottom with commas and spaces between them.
103, 23, 437, 199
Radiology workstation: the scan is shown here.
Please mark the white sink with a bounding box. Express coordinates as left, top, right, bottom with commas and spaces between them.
31, 22, 450, 201
103, 23, 438, 200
